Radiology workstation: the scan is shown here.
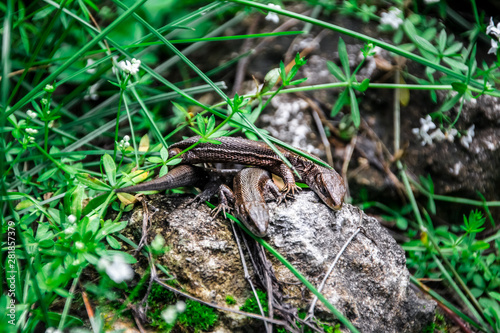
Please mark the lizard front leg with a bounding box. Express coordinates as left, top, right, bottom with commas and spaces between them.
210, 184, 235, 218
277, 163, 301, 196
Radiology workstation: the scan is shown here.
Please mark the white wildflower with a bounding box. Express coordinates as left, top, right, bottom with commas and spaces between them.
420, 115, 436, 132
118, 58, 141, 75
460, 124, 475, 148
86, 58, 97, 74
444, 128, 457, 142
28, 136, 35, 142
412, 115, 439, 146
123, 135, 130, 142
419, 131, 433, 146
98, 254, 134, 284
488, 39, 498, 54
380, 7, 403, 30
162, 306, 178, 325
41, 98, 48, 105
45, 328, 62, 333
75, 241, 85, 250
64, 226, 76, 235
44, 84, 54, 93
26, 110, 37, 119
26, 128, 38, 135
176, 301, 186, 313
486, 17, 500, 37
68, 214, 76, 223
265, 4, 281, 24
429, 128, 445, 142
424, 0, 439, 3
84, 82, 100, 101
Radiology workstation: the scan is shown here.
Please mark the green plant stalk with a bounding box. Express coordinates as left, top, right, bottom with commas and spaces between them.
57, 270, 82, 331
122, 93, 140, 168
207, 203, 360, 333
410, 275, 483, 331
398, 161, 488, 327
431, 254, 489, 330
229, 0, 499, 96
113, 85, 126, 161
409, 178, 500, 207
7, 0, 148, 117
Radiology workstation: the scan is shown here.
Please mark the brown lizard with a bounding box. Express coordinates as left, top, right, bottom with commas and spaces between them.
168, 136, 346, 210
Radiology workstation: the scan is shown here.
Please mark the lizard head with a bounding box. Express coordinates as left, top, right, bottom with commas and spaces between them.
236, 202, 269, 237
306, 166, 346, 210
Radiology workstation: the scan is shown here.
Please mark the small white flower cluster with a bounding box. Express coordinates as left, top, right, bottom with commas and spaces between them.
26, 110, 37, 119
486, 17, 500, 54
44, 84, 54, 93
98, 254, 134, 284
412, 115, 475, 148
84, 82, 100, 101
265, 3, 281, 24
86, 58, 97, 74
161, 301, 186, 325
380, 7, 403, 30
118, 135, 131, 150
118, 58, 141, 75
45, 328, 63, 333
26, 128, 38, 143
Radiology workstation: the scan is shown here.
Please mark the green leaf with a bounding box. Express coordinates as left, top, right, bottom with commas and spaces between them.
102, 154, 116, 186
70, 185, 85, 220
437, 30, 446, 53
357, 78, 370, 92
338, 38, 350, 77
82, 194, 107, 216
489, 291, 500, 302
147, 156, 163, 164
288, 78, 307, 86
443, 57, 469, 72
166, 158, 182, 166
196, 114, 206, 135
106, 235, 121, 249
349, 87, 360, 127
206, 115, 215, 133
279, 60, 286, 82
470, 241, 490, 251
159, 165, 169, 177
76, 173, 111, 191
160, 147, 169, 161
38, 168, 58, 182
414, 35, 438, 55
331, 89, 348, 117
443, 42, 463, 56
451, 82, 468, 94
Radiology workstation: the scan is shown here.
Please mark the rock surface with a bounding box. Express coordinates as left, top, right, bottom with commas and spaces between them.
126, 191, 435, 332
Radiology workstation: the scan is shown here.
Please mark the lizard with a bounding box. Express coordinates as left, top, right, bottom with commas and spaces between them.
168, 136, 346, 210
116, 164, 278, 237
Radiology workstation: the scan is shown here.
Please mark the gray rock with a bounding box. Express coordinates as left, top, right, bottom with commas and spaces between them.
126, 192, 435, 332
